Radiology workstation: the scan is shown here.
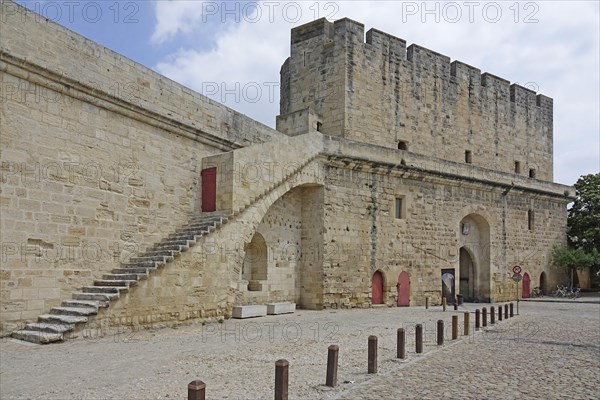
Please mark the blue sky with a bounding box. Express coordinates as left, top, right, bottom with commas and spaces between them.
14, 0, 600, 186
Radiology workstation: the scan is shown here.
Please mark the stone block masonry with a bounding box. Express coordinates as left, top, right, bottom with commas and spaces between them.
0, 5, 574, 335
279, 18, 554, 181
0, 0, 282, 332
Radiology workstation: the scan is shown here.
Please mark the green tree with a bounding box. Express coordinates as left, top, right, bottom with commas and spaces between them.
567, 173, 600, 251
552, 246, 600, 287
552, 173, 600, 288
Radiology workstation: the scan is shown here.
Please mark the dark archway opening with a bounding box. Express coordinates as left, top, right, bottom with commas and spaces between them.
459, 247, 475, 301
243, 232, 268, 291
539, 271, 547, 295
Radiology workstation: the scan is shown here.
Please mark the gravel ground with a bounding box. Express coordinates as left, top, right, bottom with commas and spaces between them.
1, 301, 598, 399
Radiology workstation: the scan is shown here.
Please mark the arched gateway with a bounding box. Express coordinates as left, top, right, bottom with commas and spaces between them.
458, 214, 491, 302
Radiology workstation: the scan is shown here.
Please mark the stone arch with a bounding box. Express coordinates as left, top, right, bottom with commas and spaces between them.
458, 213, 491, 302
243, 231, 268, 291
236, 162, 323, 245
234, 163, 325, 308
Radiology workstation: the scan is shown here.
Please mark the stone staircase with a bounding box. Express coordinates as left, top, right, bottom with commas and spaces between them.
11, 212, 228, 344
11, 151, 321, 344
230, 154, 319, 217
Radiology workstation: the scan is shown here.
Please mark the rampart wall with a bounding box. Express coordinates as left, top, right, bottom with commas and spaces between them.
279, 18, 554, 181
0, 1, 279, 329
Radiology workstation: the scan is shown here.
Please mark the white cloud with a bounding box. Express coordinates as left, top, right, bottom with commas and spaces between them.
150, 0, 207, 44
152, 1, 599, 185
154, 1, 323, 124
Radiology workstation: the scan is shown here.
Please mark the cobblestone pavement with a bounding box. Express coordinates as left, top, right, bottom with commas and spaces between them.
1, 301, 598, 399
337, 301, 600, 400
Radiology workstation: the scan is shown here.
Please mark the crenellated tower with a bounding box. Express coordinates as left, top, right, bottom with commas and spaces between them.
277, 18, 554, 181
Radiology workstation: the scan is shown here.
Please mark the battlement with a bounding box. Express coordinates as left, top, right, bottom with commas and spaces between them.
289, 18, 552, 107
280, 18, 555, 181
366, 29, 406, 59
290, 18, 334, 45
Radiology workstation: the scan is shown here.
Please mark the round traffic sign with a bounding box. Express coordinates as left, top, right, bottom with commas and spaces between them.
512, 274, 522, 282
512, 265, 522, 274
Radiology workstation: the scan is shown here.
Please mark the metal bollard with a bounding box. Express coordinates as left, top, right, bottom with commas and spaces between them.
368, 336, 378, 374
504, 304, 509, 319
437, 320, 444, 346
188, 380, 206, 400
325, 345, 339, 387
425, 297, 429, 309
397, 328, 406, 359
490, 306, 495, 324
498, 306, 503, 321
452, 315, 458, 340
475, 309, 481, 330
275, 359, 289, 400
510, 303, 514, 317
463, 312, 470, 336
482, 307, 487, 327
443, 297, 447, 311
416, 324, 423, 354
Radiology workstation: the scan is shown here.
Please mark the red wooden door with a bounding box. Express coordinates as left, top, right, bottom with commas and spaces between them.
397, 271, 410, 307
372, 271, 383, 305
522, 272, 531, 298
201, 167, 217, 212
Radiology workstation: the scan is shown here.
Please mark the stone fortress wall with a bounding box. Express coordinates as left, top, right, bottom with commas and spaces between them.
320, 139, 569, 307
0, 0, 280, 330
278, 18, 554, 181
277, 18, 571, 308
0, 1, 574, 335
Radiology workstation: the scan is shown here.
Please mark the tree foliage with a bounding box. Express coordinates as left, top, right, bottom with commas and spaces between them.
552, 246, 600, 271
552, 173, 600, 286
567, 173, 600, 252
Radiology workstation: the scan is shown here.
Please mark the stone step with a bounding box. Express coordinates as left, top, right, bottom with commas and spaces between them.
50, 306, 98, 316
82, 286, 128, 294
102, 273, 145, 281
122, 260, 159, 269
188, 215, 227, 223
73, 292, 119, 302
157, 239, 192, 247
39, 314, 88, 325
129, 255, 170, 263
167, 232, 204, 241
182, 223, 214, 230
111, 267, 153, 275
152, 244, 185, 252
94, 279, 138, 287
184, 218, 218, 225
174, 227, 212, 235
12, 330, 63, 344
62, 299, 108, 309
143, 249, 177, 257
127, 263, 164, 272
25, 322, 74, 334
